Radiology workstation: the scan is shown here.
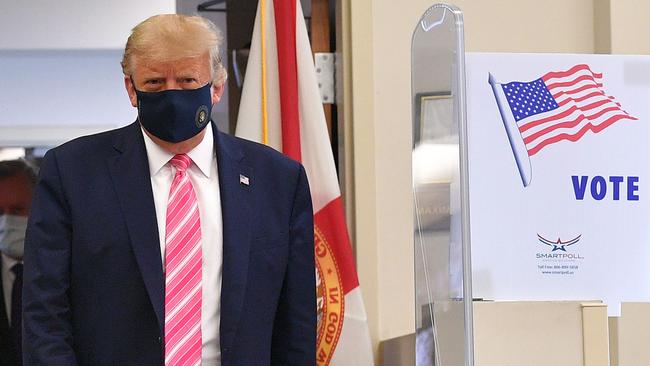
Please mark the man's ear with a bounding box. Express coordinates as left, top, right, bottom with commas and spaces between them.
124, 76, 138, 108
211, 83, 225, 105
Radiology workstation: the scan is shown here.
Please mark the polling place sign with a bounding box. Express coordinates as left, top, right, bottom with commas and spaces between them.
467, 53, 650, 315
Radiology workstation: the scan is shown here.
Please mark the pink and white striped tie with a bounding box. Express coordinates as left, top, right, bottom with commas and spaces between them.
164, 154, 202, 366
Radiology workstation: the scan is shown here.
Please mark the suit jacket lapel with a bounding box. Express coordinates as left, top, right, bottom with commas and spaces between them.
0, 260, 10, 339
214, 125, 253, 352
107, 122, 164, 331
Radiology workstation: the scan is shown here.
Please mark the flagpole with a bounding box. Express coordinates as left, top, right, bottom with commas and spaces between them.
488, 73, 532, 186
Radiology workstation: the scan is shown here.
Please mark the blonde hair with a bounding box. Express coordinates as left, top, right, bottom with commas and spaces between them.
121, 14, 227, 86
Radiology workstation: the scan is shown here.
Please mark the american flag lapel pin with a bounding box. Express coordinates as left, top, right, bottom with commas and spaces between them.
239, 174, 250, 186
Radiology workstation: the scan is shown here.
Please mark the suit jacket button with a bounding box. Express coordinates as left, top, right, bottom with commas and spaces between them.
158, 336, 162, 344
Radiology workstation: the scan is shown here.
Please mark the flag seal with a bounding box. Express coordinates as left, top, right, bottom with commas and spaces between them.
314, 225, 345, 365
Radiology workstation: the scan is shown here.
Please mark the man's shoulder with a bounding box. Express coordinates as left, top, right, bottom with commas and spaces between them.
56, 123, 134, 151
50, 123, 136, 159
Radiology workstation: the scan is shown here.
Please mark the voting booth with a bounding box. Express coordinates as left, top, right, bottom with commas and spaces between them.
410, 3, 650, 366
411, 4, 474, 366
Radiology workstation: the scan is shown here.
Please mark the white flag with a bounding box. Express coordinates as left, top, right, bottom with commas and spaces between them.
236, 0, 374, 364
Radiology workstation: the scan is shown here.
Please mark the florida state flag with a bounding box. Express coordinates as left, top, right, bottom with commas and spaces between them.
235, 0, 374, 364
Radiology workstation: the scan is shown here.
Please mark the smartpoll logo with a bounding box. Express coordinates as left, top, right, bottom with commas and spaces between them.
489, 64, 638, 187
536, 233, 584, 260
536, 233, 584, 275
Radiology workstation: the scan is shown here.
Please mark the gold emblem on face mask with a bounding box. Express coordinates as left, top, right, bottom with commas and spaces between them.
195, 105, 209, 127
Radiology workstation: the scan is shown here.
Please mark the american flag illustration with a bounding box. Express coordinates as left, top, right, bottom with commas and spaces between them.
489, 64, 638, 186
495, 64, 637, 156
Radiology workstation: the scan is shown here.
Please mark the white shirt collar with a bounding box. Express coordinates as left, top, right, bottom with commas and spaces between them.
141, 123, 215, 178
1, 252, 20, 272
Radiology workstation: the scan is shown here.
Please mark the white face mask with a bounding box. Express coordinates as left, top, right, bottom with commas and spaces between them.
0, 215, 27, 260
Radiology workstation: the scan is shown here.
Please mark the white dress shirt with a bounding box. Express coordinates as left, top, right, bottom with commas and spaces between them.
142, 125, 223, 365
1, 253, 19, 324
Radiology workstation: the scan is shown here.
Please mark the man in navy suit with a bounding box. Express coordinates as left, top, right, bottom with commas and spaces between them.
23, 14, 316, 365
0, 160, 35, 366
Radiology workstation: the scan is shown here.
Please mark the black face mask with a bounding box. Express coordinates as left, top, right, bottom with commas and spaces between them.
135, 82, 213, 143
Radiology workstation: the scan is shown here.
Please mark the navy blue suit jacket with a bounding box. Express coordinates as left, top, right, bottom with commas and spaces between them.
23, 122, 316, 365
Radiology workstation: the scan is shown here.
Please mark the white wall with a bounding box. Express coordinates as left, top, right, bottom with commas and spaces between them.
609, 0, 650, 54
0, 50, 133, 146
0, 0, 175, 50
456, 0, 595, 53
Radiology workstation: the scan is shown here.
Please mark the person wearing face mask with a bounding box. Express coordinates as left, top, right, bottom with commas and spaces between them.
0, 159, 36, 366
23, 14, 316, 366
